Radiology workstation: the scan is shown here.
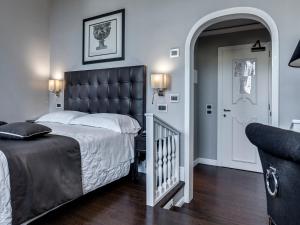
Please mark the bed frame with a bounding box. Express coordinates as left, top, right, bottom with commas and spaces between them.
22, 66, 147, 225
64, 65, 147, 131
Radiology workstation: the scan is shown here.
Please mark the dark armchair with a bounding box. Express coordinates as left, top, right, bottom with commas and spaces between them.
246, 123, 300, 225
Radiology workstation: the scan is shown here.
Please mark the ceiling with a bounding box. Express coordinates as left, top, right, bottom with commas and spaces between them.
205, 19, 261, 31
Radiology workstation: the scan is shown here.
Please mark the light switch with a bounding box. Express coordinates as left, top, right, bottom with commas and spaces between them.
158, 104, 168, 112
169, 94, 179, 103
170, 48, 180, 58
206, 104, 212, 115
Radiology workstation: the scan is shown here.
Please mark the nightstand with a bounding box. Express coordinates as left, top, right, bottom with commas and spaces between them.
132, 132, 146, 181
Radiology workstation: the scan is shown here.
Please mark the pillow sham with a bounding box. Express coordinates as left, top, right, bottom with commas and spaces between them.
36, 111, 87, 124
70, 113, 141, 134
0, 122, 52, 140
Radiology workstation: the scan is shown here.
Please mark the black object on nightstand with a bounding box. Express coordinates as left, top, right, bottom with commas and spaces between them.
26, 120, 36, 123
132, 132, 146, 181
0, 121, 7, 126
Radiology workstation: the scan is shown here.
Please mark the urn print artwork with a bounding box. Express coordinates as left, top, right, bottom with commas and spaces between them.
83, 9, 125, 64
93, 22, 112, 50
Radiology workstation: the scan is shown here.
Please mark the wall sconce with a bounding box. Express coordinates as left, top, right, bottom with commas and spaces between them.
49, 79, 63, 97
151, 73, 170, 104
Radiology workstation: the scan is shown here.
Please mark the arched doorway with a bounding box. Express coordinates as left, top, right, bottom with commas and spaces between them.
184, 7, 279, 203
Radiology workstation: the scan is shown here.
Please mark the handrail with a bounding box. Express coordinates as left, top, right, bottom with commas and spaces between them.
145, 113, 180, 207
145, 113, 180, 135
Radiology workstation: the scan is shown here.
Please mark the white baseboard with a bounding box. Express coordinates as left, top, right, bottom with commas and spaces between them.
163, 199, 174, 210
175, 196, 185, 207
179, 166, 185, 181
194, 158, 217, 167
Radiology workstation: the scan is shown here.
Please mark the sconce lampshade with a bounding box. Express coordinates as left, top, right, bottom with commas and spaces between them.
151, 74, 169, 89
49, 79, 63, 95
289, 41, 300, 67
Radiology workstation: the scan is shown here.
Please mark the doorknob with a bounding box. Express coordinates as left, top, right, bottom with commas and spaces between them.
224, 109, 231, 112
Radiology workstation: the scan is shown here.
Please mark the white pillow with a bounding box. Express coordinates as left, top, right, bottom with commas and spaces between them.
36, 111, 87, 124
70, 113, 141, 134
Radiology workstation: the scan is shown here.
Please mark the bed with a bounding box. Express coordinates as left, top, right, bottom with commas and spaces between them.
0, 65, 146, 225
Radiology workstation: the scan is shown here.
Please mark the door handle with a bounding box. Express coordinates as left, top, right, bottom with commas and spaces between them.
224, 109, 231, 112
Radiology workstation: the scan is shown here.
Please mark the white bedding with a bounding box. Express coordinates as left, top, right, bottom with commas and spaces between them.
0, 123, 135, 225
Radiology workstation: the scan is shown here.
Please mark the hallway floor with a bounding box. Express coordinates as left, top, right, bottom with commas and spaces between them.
174, 164, 268, 225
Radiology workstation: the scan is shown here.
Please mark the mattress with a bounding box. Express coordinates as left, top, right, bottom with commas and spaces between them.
0, 123, 135, 225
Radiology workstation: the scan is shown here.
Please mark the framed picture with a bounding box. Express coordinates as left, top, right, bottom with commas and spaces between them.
83, 9, 125, 64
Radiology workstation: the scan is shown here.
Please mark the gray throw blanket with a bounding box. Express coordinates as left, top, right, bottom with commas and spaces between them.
0, 134, 82, 225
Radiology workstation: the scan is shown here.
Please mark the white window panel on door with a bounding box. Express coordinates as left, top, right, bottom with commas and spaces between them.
232, 58, 257, 105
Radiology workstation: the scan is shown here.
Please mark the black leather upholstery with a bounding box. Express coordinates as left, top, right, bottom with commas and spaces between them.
246, 123, 300, 163
246, 123, 300, 225
64, 65, 146, 131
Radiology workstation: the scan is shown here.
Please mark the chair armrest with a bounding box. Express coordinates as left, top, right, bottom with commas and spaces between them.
246, 123, 300, 163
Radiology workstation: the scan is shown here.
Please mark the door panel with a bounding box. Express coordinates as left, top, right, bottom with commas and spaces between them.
218, 43, 270, 172
232, 117, 257, 164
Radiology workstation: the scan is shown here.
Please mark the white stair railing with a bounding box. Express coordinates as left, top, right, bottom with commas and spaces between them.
145, 113, 180, 206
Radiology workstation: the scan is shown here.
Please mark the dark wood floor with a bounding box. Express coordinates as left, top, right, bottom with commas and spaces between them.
30, 165, 267, 225
175, 165, 268, 225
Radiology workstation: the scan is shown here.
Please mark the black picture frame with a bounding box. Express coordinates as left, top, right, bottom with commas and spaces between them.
83, 9, 125, 65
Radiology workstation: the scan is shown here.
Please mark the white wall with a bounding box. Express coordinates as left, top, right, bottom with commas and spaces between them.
194, 29, 270, 160
0, 0, 50, 122
49, 0, 300, 165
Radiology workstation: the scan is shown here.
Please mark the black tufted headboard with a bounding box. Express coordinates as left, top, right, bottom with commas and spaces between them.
64, 65, 146, 131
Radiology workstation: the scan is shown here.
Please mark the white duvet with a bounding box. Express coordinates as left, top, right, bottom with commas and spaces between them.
0, 123, 135, 225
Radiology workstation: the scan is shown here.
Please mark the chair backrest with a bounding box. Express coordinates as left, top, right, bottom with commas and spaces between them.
246, 123, 300, 225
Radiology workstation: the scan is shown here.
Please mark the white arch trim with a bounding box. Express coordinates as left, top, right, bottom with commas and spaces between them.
184, 7, 279, 203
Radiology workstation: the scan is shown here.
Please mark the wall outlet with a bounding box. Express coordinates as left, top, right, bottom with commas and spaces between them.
56, 103, 62, 109
158, 104, 168, 112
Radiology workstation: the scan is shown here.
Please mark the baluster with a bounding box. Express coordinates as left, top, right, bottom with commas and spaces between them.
157, 138, 163, 194
174, 134, 179, 182
172, 135, 176, 183
162, 137, 168, 192
160, 126, 163, 140
155, 139, 159, 197
154, 123, 157, 141
167, 136, 172, 187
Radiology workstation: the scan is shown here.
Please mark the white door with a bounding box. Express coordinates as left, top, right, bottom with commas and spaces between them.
218, 43, 270, 172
